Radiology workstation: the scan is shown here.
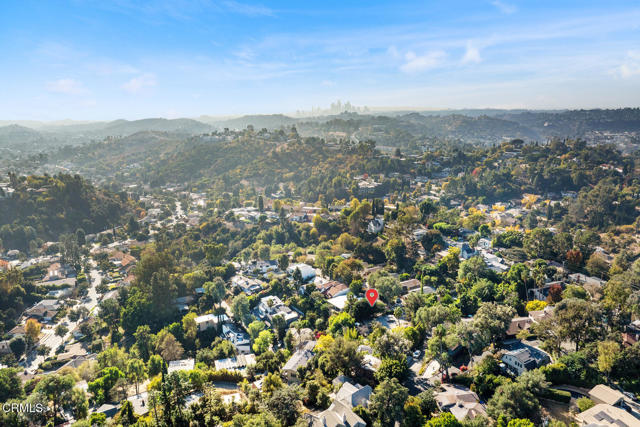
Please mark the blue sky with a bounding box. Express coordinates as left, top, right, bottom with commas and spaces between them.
1, 0, 639, 120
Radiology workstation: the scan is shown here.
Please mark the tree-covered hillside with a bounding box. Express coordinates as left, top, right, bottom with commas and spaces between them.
0, 173, 131, 251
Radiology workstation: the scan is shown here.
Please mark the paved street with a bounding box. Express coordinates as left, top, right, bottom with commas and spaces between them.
23, 259, 103, 373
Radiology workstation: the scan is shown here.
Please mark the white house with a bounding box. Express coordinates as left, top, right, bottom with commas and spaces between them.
222, 323, 251, 354
367, 218, 384, 234
194, 313, 229, 332
214, 354, 256, 372
310, 400, 366, 427
257, 295, 299, 324
287, 263, 316, 282
282, 349, 314, 382
167, 358, 195, 374
335, 382, 372, 408
501, 345, 550, 375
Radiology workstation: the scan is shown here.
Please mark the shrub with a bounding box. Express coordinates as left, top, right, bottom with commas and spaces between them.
540, 388, 571, 403
576, 397, 595, 412
525, 300, 547, 312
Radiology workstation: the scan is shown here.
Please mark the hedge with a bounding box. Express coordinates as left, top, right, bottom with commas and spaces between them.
541, 388, 571, 403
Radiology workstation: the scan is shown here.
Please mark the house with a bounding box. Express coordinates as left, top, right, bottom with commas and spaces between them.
8, 324, 26, 338
43, 263, 75, 281
282, 349, 314, 382
24, 299, 61, 322
575, 403, 638, 426
501, 343, 551, 375
506, 306, 554, 337
326, 283, 349, 298
257, 296, 299, 324
477, 238, 492, 250
109, 251, 137, 275
318, 281, 349, 298
194, 313, 229, 332
568, 273, 606, 288
623, 320, 640, 347
435, 385, 487, 422
287, 263, 316, 282
310, 400, 366, 427
247, 260, 279, 275
481, 251, 510, 273
231, 275, 264, 295
57, 342, 88, 363
460, 243, 477, 260
327, 295, 349, 311
412, 227, 427, 241
0, 340, 11, 355
507, 317, 533, 337
94, 403, 120, 418
367, 218, 384, 234
167, 358, 195, 374
529, 281, 565, 301
588, 384, 626, 407
214, 354, 256, 372
361, 354, 382, 373
400, 279, 422, 294
335, 382, 372, 408
47, 287, 73, 299
222, 323, 251, 354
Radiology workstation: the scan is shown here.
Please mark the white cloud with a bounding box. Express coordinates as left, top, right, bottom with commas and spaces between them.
46, 78, 89, 95
122, 73, 157, 93
321, 80, 335, 87
491, 0, 517, 14
400, 51, 446, 73
614, 50, 640, 78
462, 43, 482, 64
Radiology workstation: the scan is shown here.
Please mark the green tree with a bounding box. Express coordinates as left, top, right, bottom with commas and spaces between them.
231, 293, 252, 325
416, 304, 461, 330
267, 386, 300, 426
473, 302, 515, 344
148, 354, 164, 376
204, 277, 226, 315
0, 368, 24, 402
278, 254, 289, 271
317, 336, 362, 377
35, 374, 75, 424
248, 320, 266, 341
487, 382, 540, 424
427, 325, 458, 379
523, 228, 554, 259
425, 413, 462, 427
327, 312, 356, 336
126, 358, 147, 395
253, 330, 274, 354
385, 238, 407, 269
133, 325, 153, 361
597, 341, 620, 380
55, 323, 69, 338
370, 378, 409, 427
70, 387, 89, 420
373, 276, 402, 304
376, 357, 409, 382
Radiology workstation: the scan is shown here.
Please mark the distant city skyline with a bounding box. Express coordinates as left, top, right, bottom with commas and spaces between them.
1, 0, 639, 120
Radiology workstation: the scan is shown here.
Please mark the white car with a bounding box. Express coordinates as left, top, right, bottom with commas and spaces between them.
412, 350, 421, 359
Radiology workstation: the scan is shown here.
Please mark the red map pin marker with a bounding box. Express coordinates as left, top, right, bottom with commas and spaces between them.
365, 289, 379, 306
